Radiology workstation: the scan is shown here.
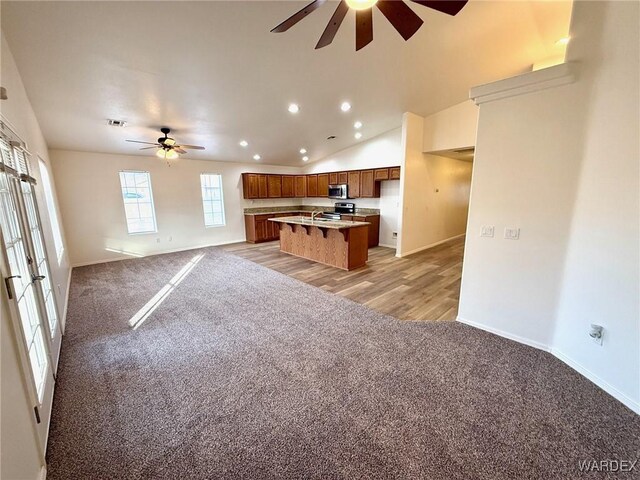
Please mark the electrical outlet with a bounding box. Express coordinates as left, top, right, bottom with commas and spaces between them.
168, 236, 172, 242
392, 232, 398, 239
504, 227, 520, 240
156, 238, 160, 243
480, 226, 495, 238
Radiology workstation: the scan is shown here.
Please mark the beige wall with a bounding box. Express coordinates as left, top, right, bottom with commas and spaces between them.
397, 112, 474, 257
422, 100, 478, 153
1, 32, 69, 480
553, 0, 639, 410
49, 150, 302, 266
459, 1, 639, 412
303, 128, 402, 248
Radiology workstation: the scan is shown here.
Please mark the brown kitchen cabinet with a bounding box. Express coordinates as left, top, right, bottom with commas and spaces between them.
307, 174, 318, 197
267, 175, 282, 198
281, 175, 294, 198
294, 175, 307, 197
347, 171, 360, 198
317, 174, 329, 197
341, 214, 380, 248
242, 166, 400, 199
242, 173, 268, 199
374, 168, 389, 181
245, 214, 282, 243
359, 170, 380, 198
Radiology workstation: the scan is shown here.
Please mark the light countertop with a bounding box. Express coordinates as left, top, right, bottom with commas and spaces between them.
268, 216, 370, 230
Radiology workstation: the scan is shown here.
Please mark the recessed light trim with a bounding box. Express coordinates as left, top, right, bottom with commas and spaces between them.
340, 102, 352, 112
288, 103, 300, 114
354, 121, 363, 129
253, 154, 261, 160
299, 148, 307, 154
239, 140, 248, 147
354, 132, 362, 139
302, 156, 309, 162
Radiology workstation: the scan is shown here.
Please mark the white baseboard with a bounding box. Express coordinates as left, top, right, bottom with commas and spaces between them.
71, 239, 247, 268
457, 316, 640, 415
551, 348, 640, 414
396, 233, 466, 258
378, 243, 397, 249
39, 464, 47, 480
456, 316, 550, 352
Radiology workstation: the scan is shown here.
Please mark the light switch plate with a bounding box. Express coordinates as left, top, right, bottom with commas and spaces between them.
480, 226, 495, 238
504, 228, 520, 240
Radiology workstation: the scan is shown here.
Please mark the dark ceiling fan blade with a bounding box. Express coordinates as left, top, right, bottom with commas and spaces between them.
410, 0, 468, 16
139, 146, 157, 150
377, 0, 424, 40
271, 0, 327, 33
174, 147, 187, 154
355, 7, 373, 51
315, 0, 349, 49
176, 145, 205, 150
126, 140, 159, 145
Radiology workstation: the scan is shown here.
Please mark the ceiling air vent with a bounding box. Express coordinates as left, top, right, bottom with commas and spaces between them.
107, 119, 127, 127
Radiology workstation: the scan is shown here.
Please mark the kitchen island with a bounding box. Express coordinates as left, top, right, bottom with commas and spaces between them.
269, 216, 370, 271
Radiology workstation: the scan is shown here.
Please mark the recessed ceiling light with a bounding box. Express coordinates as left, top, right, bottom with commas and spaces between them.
354, 132, 362, 139
239, 140, 248, 147
299, 148, 307, 154
288, 103, 300, 114
354, 121, 363, 129
556, 37, 570, 46
253, 154, 261, 160
302, 156, 309, 162
341, 102, 352, 112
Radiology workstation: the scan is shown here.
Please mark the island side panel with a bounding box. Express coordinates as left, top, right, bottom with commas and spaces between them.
346, 226, 369, 270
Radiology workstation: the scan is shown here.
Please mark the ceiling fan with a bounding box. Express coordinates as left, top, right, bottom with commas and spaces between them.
126, 127, 205, 162
272, 0, 468, 51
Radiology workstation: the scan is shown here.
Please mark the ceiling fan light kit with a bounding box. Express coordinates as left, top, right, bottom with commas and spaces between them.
126, 127, 204, 164
272, 0, 468, 51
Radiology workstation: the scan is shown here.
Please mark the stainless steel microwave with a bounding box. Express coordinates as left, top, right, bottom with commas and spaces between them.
328, 184, 348, 199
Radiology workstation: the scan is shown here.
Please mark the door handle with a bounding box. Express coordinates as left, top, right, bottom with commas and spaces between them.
31, 274, 45, 282
4, 275, 21, 300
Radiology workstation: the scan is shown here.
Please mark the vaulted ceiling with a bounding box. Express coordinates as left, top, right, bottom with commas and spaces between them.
1, 1, 571, 166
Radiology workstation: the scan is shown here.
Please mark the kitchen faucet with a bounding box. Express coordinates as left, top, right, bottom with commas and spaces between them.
311, 209, 324, 221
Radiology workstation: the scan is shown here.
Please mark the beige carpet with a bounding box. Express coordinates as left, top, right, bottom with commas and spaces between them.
46, 246, 639, 479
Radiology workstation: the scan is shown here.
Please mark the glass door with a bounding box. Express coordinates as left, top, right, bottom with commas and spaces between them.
0, 138, 58, 453
18, 176, 62, 367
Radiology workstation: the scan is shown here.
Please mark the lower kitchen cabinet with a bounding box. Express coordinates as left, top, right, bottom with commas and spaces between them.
245, 212, 379, 247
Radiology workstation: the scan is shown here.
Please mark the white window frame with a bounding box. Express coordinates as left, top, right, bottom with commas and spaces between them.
118, 170, 158, 235
38, 158, 65, 265
200, 173, 226, 228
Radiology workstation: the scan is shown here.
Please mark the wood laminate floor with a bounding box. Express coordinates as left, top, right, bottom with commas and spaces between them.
223, 236, 465, 321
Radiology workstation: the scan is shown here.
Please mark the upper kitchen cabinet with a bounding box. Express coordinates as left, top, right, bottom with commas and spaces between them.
317, 174, 329, 197
267, 175, 282, 198
307, 174, 318, 197
241, 166, 400, 199
294, 175, 307, 197
347, 171, 360, 198
281, 175, 294, 198
242, 173, 268, 199
359, 170, 380, 198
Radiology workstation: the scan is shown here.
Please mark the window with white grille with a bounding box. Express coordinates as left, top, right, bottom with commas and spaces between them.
119, 171, 157, 234
200, 174, 225, 227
